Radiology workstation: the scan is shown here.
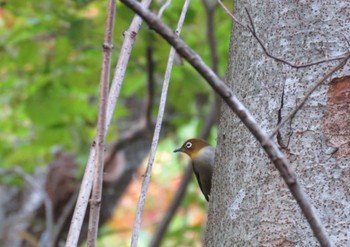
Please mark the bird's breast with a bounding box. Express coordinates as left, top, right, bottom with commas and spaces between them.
192, 146, 215, 172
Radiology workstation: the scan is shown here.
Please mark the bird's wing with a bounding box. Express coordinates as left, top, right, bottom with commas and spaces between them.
192, 167, 209, 201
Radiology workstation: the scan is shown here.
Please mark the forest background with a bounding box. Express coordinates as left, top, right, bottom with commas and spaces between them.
0, 0, 231, 246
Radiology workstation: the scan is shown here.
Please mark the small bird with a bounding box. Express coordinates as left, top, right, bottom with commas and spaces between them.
174, 138, 215, 201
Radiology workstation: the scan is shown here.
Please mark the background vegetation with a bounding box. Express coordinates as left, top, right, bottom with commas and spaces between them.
0, 0, 232, 245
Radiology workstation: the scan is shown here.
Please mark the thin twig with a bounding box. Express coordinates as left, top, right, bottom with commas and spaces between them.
202, 0, 219, 73
270, 52, 350, 138
145, 46, 155, 127
0, 167, 54, 247
149, 100, 218, 247
217, 0, 246, 28
52, 190, 79, 247
106, 0, 152, 130
130, 0, 191, 246
20, 168, 53, 247
158, 0, 172, 18
87, 1, 116, 246
218, 1, 348, 68
120, 1, 333, 246
202, 0, 221, 127
148, 164, 193, 247
244, 8, 347, 68
65, 0, 152, 246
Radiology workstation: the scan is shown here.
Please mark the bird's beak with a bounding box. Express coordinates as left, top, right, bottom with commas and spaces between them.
173, 147, 183, 153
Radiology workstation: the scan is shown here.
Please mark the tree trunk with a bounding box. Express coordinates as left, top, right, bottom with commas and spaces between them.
206, 0, 350, 246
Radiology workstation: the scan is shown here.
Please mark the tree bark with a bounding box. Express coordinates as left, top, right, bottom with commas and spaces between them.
206, 0, 350, 246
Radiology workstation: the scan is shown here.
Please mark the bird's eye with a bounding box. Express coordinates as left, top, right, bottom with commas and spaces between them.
185, 142, 192, 149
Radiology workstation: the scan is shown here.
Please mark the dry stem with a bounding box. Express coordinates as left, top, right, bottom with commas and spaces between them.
130, 0, 191, 245
65, 0, 152, 246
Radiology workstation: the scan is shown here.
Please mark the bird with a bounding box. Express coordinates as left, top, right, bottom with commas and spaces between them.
174, 138, 215, 201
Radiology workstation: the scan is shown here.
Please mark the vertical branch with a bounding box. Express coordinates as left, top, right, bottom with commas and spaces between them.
157, 0, 172, 18
130, 0, 191, 246
202, 0, 218, 73
145, 46, 155, 127
105, 0, 152, 129
202, 0, 221, 127
7, 167, 54, 247
52, 190, 79, 246
65, 0, 152, 246
149, 109, 216, 247
87, 0, 116, 246
149, 3, 219, 246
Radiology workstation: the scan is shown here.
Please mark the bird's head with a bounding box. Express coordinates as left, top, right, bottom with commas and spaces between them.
173, 138, 211, 159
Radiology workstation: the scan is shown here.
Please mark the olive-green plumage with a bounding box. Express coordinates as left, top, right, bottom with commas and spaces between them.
174, 138, 215, 201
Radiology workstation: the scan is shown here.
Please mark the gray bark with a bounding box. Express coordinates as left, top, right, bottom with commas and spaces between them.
206, 0, 350, 246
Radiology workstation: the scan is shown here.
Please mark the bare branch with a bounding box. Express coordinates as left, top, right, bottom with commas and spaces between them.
217, 0, 246, 28
270, 52, 350, 138
149, 166, 192, 247
202, 0, 219, 73
65, 0, 152, 246
130, 0, 191, 245
150, 10, 223, 239
244, 7, 347, 68
51, 191, 78, 247
0, 167, 54, 247
149, 99, 218, 247
120, 1, 333, 246
158, 0, 172, 18
145, 46, 155, 127
87, 1, 116, 246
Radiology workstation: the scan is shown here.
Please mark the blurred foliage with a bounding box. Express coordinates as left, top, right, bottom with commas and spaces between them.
0, 0, 231, 245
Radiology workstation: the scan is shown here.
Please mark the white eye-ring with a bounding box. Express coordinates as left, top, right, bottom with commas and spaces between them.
185, 142, 192, 149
